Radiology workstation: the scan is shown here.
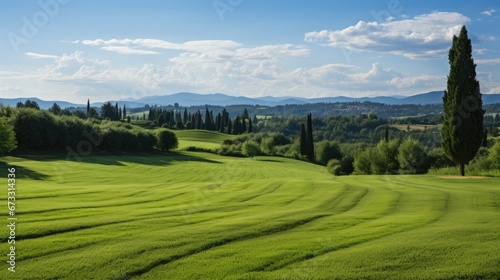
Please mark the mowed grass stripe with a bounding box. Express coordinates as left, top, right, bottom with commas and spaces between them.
0, 152, 498, 279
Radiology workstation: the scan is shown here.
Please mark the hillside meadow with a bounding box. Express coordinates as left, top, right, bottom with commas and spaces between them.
1, 149, 499, 279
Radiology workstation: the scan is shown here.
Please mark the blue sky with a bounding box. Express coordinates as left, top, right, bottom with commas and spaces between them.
1, 0, 499, 103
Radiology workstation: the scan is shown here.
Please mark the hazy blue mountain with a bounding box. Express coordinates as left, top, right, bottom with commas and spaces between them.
2, 91, 500, 109
0, 97, 82, 110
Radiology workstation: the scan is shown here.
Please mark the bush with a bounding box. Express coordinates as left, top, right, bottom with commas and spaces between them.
260, 137, 275, 155
156, 129, 178, 152
315, 140, 342, 165
371, 140, 399, 174
242, 140, 261, 158
354, 149, 372, 175
398, 137, 427, 174
327, 159, 342, 176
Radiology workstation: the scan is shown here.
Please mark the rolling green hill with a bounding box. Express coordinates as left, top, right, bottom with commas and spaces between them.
173, 130, 233, 150
1, 152, 499, 279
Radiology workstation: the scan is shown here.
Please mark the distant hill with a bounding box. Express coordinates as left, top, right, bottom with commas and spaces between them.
0, 97, 82, 110
2, 91, 500, 109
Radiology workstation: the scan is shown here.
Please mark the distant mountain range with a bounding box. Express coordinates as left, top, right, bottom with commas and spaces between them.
2, 91, 500, 109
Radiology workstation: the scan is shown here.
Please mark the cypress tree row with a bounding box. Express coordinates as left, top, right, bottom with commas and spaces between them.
441, 26, 484, 176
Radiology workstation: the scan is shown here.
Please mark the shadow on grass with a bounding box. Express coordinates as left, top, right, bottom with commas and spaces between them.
0, 160, 48, 180
9, 150, 223, 167
256, 159, 284, 163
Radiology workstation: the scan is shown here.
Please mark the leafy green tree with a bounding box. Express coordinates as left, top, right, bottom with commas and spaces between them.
354, 149, 372, 175
0, 117, 17, 154
315, 140, 342, 165
72, 110, 86, 119
88, 107, 98, 119
371, 140, 400, 174
49, 103, 61, 115
442, 26, 484, 176
156, 129, 178, 152
398, 137, 427, 174
488, 142, 500, 169
260, 137, 275, 155
242, 140, 261, 158
16, 100, 40, 109
306, 113, 314, 161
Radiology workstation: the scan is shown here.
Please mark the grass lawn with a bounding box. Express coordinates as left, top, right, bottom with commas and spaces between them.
0, 151, 499, 279
173, 130, 233, 150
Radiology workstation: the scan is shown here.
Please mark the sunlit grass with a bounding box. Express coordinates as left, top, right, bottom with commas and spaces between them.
0, 153, 498, 279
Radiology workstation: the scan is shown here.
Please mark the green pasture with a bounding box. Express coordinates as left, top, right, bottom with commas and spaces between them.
173, 130, 233, 150
0, 151, 499, 279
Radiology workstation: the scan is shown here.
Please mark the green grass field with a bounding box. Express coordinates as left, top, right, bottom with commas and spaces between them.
1, 150, 499, 279
173, 130, 233, 150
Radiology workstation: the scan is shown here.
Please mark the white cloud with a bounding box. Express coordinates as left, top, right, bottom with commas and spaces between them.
304, 11, 470, 59
481, 9, 496, 16
7, 48, 451, 102
476, 58, 500, 65
488, 86, 500, 94
101, 46, 160, 55
72, 38, 243, 54
25, 52, 58, 59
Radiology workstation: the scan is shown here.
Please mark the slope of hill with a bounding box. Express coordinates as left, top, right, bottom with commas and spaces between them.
1, 153, 498, 279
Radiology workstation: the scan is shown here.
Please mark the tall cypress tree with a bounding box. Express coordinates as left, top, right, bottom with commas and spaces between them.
123, 105, 126, 120
299, 124, 307, 156
442, 26, 484, 176
248, 118, 252, 133
86, 99, 90, 118
306, 113, 314, 161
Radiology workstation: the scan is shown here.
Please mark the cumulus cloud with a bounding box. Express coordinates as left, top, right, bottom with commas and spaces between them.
15, 48, 451, 101
304, 12, 470, 59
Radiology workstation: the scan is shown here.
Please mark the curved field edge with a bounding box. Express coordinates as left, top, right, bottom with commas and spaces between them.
0, 153, 498, 280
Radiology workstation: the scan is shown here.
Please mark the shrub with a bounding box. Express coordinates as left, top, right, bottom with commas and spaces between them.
398, 137, 427, 174
242, 140, 261, 158
315, 140, 343, 165
156, 129, 179, 152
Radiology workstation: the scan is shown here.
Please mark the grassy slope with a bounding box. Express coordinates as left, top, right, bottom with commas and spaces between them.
0, 152, 499, 280
173, 130, 233, 150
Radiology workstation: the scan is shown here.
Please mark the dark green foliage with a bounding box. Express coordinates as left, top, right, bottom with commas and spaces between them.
16, 100, 40, 110
101, 102, 119, 121
398, 137, 427, 174
86, 99, 90, 117
385, 125, 389, 142
72, 110, 86, 119
306, 113, 314, 161
0, 117, 17, 154
49, 103, 62, 115
315, 140, 342, 165
156, 129, 178, 152
441, 26, 484, 176
10, 108, 156, 152
242, 140, 261, 158
299, 124, 306, 156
